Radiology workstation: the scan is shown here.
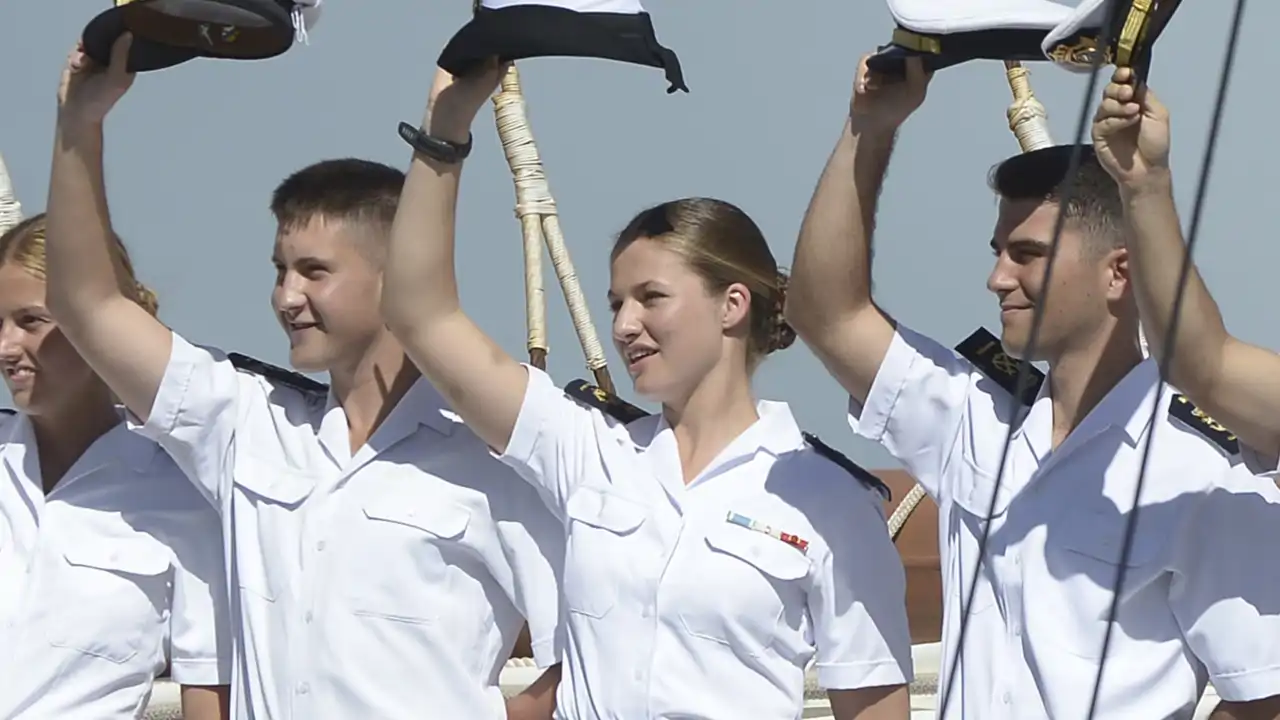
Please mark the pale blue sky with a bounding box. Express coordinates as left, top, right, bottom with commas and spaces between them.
2, 1, 1273, 469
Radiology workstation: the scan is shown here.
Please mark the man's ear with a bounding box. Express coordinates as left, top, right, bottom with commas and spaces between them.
1107, 246, 1130, 301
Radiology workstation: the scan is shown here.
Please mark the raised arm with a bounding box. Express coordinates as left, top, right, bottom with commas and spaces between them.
1094, 67, 1280, 460
785, 55, 929, 406
45, 35, 173, 422
381, 63, 529, 454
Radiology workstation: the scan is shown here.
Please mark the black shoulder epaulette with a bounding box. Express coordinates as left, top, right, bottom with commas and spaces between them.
0, 408, 14, 415
1168, 394, 1239, 456
563, 380, 650, 424
955, 327, 1044, 406
228, 353, 328, 395
803, 432, 892, 502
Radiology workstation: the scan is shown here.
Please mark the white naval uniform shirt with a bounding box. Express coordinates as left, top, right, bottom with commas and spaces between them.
0, 411, 231, 720
850, 326, 1280, 719
499, 366, 913, 720
134, 333, 566, 720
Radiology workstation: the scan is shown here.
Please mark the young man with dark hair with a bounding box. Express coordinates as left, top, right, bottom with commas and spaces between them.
786, 55, 1280, 719
42, 35, 564, 720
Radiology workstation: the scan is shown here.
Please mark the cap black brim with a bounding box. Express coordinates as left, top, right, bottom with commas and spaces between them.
83, 8, 201, 73
438, 5, 688, 93
82, 0, 298, 73
868, 27, 1056, 79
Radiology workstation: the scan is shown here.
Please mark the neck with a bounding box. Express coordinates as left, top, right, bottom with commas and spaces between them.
662, 361, 759, 483
1046, 321, 1144, 447
30, 383, 121, 494
328, 330, 420, 452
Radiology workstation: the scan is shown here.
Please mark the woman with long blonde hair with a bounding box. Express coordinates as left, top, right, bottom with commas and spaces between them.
0, 213, 231, 720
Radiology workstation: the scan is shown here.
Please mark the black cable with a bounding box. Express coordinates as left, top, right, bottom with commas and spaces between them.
1085, 0, 1247, 715
938, 2, 1128, 715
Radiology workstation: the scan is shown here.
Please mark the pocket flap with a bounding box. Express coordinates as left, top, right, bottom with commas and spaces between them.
564, 485, 646, 534
362, 496, 472, 539
1059, 509, 1160, 568
232, 462, 315, 505
64, 539, 170, 576
705, 524, 811, 581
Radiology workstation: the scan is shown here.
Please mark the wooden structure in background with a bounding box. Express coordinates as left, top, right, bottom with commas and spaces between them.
878, 469, 942, 644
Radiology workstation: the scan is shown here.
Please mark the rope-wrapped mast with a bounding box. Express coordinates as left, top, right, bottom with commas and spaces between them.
0, 151, 23, 235
489, 65, 616, 394
1003, 60, 1054, 153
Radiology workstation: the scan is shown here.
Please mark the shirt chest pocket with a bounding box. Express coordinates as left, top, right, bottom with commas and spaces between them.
563, 486, 647, 619
48, 540, 171, 665
677, 524, 812, 658
347, 495, 473, 624
230, 461, 314, 602
1032, 511, 1167, 660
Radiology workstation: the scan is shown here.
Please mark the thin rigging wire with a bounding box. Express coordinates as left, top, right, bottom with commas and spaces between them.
1085, 0, 1248, 715
938, 2, 1128, 715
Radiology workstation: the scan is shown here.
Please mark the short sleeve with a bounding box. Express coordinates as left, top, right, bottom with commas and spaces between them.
134, 332, 242, 508
498, 364, 608, 512
490, 480, 567, 669
166, 503, 233, 685
847, 326, 981, 499
1171, 468, 1280, 701
808, 488, 913, 690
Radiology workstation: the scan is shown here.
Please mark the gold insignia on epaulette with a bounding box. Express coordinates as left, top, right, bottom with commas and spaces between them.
954, 327, 1044, 405
564, 380, 650, 424
1168, 394, 1239, 455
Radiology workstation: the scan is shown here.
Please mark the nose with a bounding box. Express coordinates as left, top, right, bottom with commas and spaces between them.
612, 299, 643, 346
986, 253, 1019, 296
0, 322, 24, 363
274, 271, 307, 315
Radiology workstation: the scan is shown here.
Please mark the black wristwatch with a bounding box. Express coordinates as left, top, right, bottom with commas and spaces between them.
398, 122, 473, 164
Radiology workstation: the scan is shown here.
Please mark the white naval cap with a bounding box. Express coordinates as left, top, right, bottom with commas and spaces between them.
869, 0, 1176, 78
1042, 0, 1180, 74
868, 0, 1075, 76
438, 0, 687, 93
82, 0, 324, 73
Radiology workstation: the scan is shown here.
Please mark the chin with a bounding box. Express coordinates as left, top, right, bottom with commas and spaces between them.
998, 326, 1028, 360
288, 347, 330, 374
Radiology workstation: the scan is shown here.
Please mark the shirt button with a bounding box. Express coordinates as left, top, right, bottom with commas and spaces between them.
316, 541, 326, 551
305, 611, 313, 623
297, 682, 310, 695
641, 605, 651, 618
633, 669, 643, 681
1002, 691, 1011, 704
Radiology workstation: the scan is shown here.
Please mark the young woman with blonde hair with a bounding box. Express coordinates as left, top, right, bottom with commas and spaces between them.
0, 214, 231, 720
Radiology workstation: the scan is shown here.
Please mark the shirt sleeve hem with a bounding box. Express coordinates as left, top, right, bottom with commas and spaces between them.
1210, 665, 1280, 702
529, 635, 562, 669
847, 331, 916, 444
137, 331, 197, 442
168, 657, 230, 686
815, 659, 912, 690
496, 364, 551, 464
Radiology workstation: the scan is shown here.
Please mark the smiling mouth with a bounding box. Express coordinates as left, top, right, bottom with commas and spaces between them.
4, 367, 34, 383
